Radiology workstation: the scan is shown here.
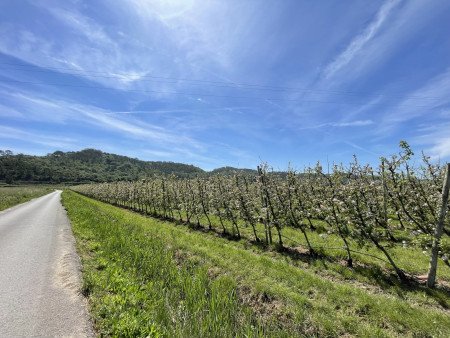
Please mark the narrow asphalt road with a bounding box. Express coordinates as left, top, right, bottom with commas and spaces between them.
0, 190, 93, 337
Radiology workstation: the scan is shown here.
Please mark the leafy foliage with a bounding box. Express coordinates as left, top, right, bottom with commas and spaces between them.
0, 149, 204, 183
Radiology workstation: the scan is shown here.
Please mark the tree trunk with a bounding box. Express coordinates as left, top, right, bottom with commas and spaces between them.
339, 231, 353, 267
372, 238, 406, 281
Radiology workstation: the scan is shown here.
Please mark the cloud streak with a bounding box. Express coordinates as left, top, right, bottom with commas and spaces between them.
299, 119, 374, 130
383, 68, 450, 126
0, 125, 76, 149
323, 0, 400, 79
0, 88, 202, 149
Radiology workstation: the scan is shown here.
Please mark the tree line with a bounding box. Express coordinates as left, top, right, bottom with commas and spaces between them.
0, 149, 204, 183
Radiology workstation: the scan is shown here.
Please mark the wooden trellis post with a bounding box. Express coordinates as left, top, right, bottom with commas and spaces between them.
427, 163, 450, 287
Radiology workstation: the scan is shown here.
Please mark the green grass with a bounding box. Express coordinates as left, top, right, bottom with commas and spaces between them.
133, 206, 450, 292
276, 218, 450, 278
280, 225, 450, 283
63, 191, 282, 337
130, 204, 450, 283
0, 186, 54, 211
63, 191, 450, 337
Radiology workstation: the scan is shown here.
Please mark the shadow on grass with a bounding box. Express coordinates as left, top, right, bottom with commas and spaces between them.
275, 245, 330, 269
93, 199, 450, 309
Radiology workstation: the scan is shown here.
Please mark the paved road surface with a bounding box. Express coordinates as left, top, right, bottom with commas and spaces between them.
0, 191, 93, 337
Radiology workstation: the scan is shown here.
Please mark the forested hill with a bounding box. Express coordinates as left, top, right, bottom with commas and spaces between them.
209, 166, 257, 176
0, 149, 205, 183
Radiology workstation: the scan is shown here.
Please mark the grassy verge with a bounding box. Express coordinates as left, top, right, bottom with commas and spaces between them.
62, 190, 282, 337
63, 191, 450, 337
0, 186, 54, 211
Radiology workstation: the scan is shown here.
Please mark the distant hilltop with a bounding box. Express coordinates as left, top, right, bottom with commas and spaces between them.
0, 148, 203, 184
0, 148, 256, 184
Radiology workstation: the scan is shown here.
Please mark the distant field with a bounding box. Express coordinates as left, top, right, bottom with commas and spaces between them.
0, 186, 54, 211
63, 191, 450, 337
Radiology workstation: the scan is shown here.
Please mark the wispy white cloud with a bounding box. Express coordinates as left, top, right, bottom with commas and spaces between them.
370, 68, 450, 145
142, 149, 177, 158
73, 105, 196, 147
126, 0, 251, 73
341, 96, 384, 122
0, 103, 23, 118
342, 140, 381, 157
317, 0, 445, 87
383, 68, 450, 126
0, 125, 76, 148
299, 119, 374, 130
380, 69, 450, 160
0, 87, 71, 123
413, 120, 450, 160
0, 88, 202, 149
330, 120, 374, 127
46, 7, 113, 46
0, 0, 256, 99
104, 106, 252, 115
323, 0, 400, 79
429, 137, 450, 159
0, 4, 156, 91
291, 0, 450, 156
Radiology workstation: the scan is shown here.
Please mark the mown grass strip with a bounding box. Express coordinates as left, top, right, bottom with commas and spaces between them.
63, 190, 285, 337
63, 191, 450, 337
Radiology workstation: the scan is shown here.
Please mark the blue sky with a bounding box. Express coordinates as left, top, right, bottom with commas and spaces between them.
1, 0, 450, 170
